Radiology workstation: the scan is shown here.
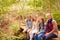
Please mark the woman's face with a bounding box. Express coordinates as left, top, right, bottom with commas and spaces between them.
47, 15, 52, 20
46, 14, 52, 20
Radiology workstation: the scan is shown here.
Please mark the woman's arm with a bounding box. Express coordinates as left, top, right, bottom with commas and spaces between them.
49, 20, 57, 34
45, 20, 58, 36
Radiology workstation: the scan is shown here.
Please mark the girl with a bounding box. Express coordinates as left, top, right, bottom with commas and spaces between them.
29, 16, 38, 40
34, 17, 46, 40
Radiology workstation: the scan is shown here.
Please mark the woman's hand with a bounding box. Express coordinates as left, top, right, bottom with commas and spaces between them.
45, 33, 50, 36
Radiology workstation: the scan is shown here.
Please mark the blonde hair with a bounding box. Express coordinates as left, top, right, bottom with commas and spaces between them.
46, 13, 53, 18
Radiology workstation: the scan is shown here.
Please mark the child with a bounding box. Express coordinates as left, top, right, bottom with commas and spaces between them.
34, 17, 46, 40
23, 16, 32, 33
29, 16, 38, 40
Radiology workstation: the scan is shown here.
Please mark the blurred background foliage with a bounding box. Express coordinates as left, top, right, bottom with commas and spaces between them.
0, 0, 60, 40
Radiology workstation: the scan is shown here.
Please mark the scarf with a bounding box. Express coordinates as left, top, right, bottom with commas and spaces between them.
46, 18, 53, 33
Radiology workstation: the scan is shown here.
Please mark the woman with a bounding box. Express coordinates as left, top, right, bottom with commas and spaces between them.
34, 17, 46, 40
45, 13, 58, 40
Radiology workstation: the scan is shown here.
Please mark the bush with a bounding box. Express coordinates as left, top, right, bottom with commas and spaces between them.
0, 28, 25, 40
53, 13, 60, 30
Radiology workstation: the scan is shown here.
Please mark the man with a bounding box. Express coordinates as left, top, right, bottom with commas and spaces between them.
45, 13, 58, 40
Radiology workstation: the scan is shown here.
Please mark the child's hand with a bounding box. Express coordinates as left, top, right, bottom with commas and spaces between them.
23, 29, 27, 33
36, 32, 40, 34
27, 29, 31, 32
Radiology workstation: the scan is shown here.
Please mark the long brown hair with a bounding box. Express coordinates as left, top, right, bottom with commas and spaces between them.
38, 17, 45, 29
38, 17, 44, 23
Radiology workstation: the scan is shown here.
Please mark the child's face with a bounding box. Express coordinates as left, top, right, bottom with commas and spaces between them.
38, 18, 42, 23
32, 16, 37, 21
34, 17, 37, 21
28, 16, 31, 20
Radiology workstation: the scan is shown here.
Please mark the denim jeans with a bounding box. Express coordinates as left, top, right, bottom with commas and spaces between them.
34, 32, 45, 40
45, 33, 57, 40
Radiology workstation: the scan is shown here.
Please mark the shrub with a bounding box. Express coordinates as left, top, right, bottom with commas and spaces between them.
53, 13, 60, 30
